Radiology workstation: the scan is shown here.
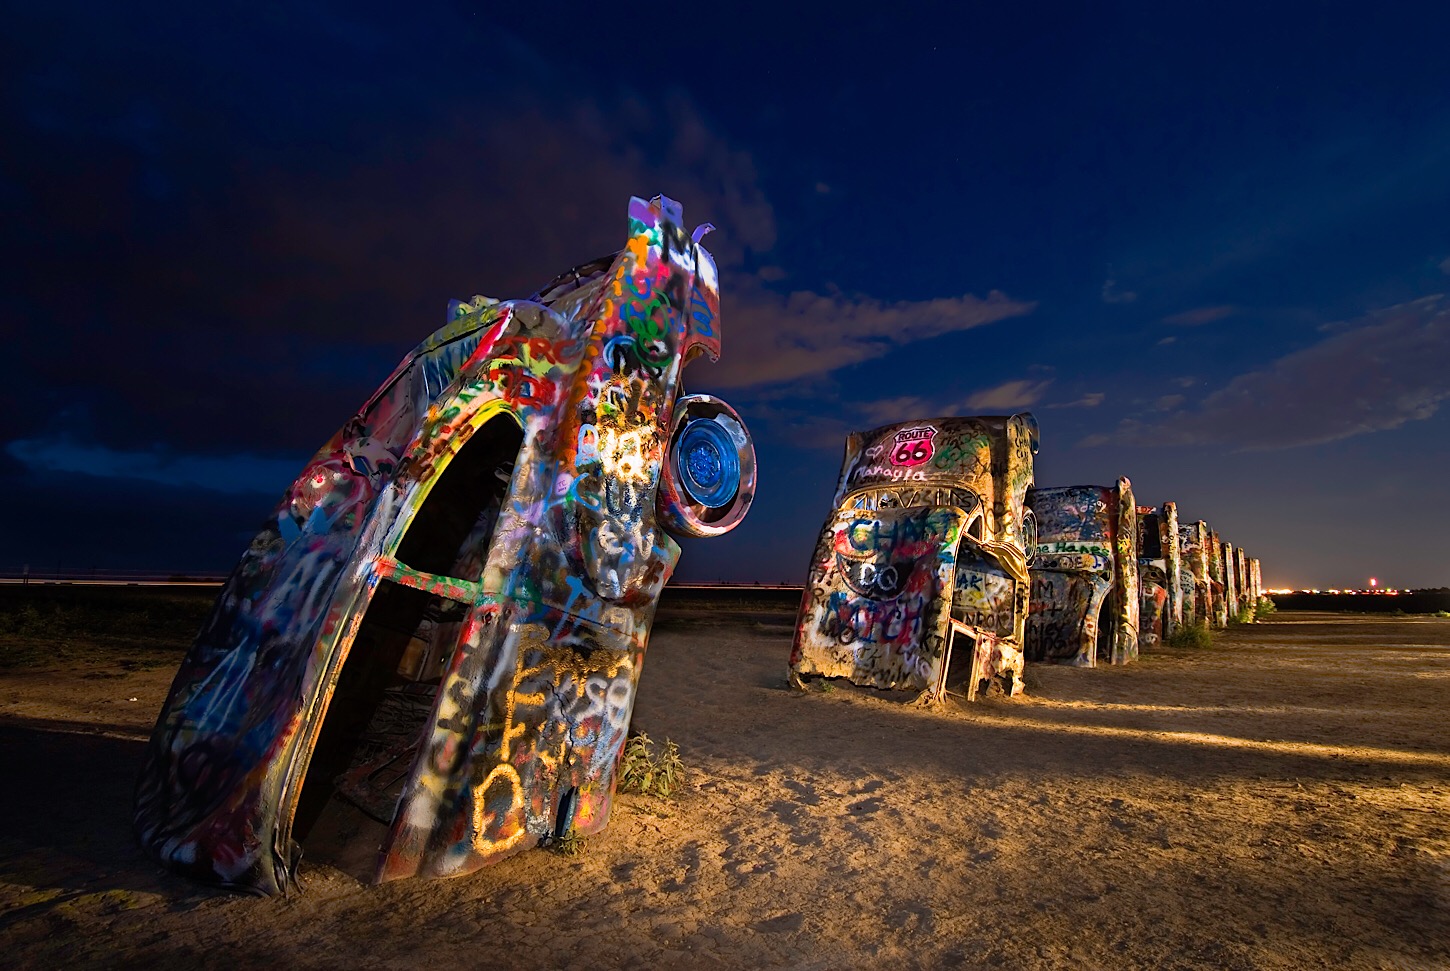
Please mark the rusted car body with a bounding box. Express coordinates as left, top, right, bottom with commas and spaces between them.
135, 196, 755, 894
1025, 478, 1140, 666
789, 414, 1038, 703
1135, 501, 1182, 648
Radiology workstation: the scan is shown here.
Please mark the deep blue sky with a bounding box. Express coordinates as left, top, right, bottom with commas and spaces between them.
4, 2, 1448, 589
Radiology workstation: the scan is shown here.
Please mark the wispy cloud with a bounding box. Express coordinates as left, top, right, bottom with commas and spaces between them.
964, 378, 1053, 411
767, 376, 1051, 450
853, 395, 947, 430
1162, 305, 1236, 326
1097, 296, 1450, 449
703, 284, 1036, 388
852, 380, 1050, 426
1046, 392, 1106, 409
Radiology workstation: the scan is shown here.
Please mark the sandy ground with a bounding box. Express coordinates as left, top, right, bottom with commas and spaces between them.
0, 607, 1447, 970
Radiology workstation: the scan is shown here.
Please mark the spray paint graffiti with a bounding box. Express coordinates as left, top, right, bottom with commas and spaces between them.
1221, 540, 1239, 622
1164, 521, 1263, 631
1135, 501, 1182, 649
1025, 478, 1140, 666
1204, 529, 1226, 628
1177, 520, 1212, 630
790, 414, 1038, 703
1234, 546, 1252, 620
135, 196, 755, 895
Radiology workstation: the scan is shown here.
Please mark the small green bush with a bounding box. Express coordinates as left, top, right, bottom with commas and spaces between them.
1165, 624, 1213, 649
618, 732, 685, 799
1254, 597, 1277, 621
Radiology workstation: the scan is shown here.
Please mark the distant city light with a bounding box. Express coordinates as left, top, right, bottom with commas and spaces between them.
1267, 586, 1413, 595
1370, 577, 1378, 588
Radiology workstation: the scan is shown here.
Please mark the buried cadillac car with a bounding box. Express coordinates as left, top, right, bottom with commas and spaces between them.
1025, 479, 1140, 667
135, 196, 755, 895
789, 414, 1039, 704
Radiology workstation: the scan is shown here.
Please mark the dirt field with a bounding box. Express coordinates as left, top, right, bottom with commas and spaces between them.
1, 605, 1447, 970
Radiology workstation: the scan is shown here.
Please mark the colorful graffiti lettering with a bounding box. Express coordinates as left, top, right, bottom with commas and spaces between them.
792, 414, 1037, 703
1025, 478, 1139, 666
1135, 501, 1182, 648
135, 195, 755, 895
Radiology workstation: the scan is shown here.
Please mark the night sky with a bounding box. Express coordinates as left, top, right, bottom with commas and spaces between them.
5, 3, 1448, 589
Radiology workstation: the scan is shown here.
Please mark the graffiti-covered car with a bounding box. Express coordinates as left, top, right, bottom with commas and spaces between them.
1206, 528, 1229, 627
1176, 519, 1212, 629
1135, 501, 1182, 648
1221, 540, 1240, 622
135, 196, 755, 894
1025, 479, 1139, 666
789, 414, 1038, 704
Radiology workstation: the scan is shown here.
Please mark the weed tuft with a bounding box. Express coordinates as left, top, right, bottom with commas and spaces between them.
1165, 624, 1213, 649
618, 732, 686, 799
548, 832, 587, 856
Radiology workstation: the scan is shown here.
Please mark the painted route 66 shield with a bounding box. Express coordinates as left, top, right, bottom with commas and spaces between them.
889, 426, 936, 467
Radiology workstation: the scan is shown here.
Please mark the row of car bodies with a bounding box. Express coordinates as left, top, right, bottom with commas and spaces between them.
1020, 488, 1262, 666
790, 426, 1266, 685
1173, 522, 1264, 630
